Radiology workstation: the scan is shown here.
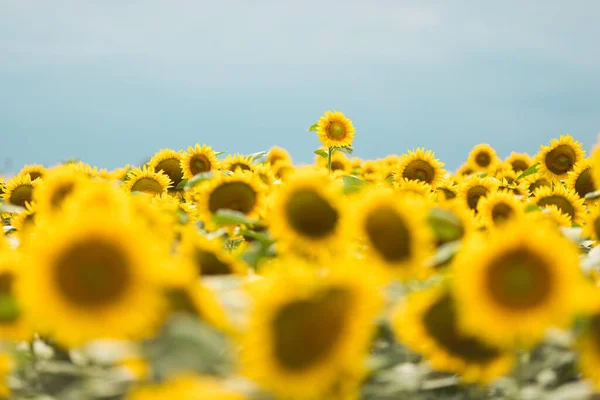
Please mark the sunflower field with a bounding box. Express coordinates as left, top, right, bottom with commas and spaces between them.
0, 111, 600, 399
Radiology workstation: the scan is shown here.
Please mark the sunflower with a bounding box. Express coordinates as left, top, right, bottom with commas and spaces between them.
457, 175, 498, 214
534, 134, 585, 181
33, 166, 88, 215
452, 221, 583, 348
583, 204, 600, 241
393, 178, 436, 203
393, 286, 514, 382
17, 209, 167, 347
1, 174, 39, 208
317, 151, 351, 173
0, 249, 34, 341
126, 374, 247, 400
576, 308, 600, 390
124, 167, 172, 196
18, 164, 45, 181
353, 188, 434, 280
240, 259, 380, 399
222, 153, 255, 173
181, 144, 220, 179
359, 160, 384, 182
10, 202, 37, 238
267, 146, 292, 166
592, 142, 600, 190
455, 163, 475, 178
531, 185, 585, 225
435, 178, 459, 202
477, 191, 524, 228
195, 171, 264, 227
467, 144, 500, 172
497, 177, 529, 197
315, 110, 356, 148
526, 204, 573, 229
268, 168, 348, 258
505, 152, 532, 173
522, 172, 552, 196
272, 162, 295, 182
567, 160, 596, 200
109, 164, 132, 181
148, 149, 185, 190
393, 148, 446, 188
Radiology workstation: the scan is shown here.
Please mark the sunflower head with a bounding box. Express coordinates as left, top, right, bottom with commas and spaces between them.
455, 163, 475, 179
33, 165, 89, 216
584, 204, 600, 242
477, 191, 524, 228
10, 202, 37, 239
526, 204, 573, 229
2, 174, 40, 208
267, 146, 292, 166
317, 151, 351, 173
124, 166, 172, 196
181, 144, 220, 179
252, 163, 277, 189
393, 148, 446, 188
109, 164, 132, 181
467, 144, 500, 172
222, 153, 255, 173
458, 175, 498, 214
567, 160, 596, 200
148, 149, 185, 190
531, 185, 585, 225
534, 134, 585, 181
393, 178, 436, 203
18, 164, 46, 181
316, 110, 356, 148
435, 178, 459, 202
505, 152, 532, 173
359, 160, 384, 182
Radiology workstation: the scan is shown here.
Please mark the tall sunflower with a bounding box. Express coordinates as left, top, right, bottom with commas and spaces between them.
2, 174, 39, 208
452, 221, 583, 348
180, 144, 220, 179
127, 374, 247, 400
531, 185, 585, 225
457, 175, 498, 214
393, 286, 514, 382
393, 148, 446, 188
534, 134, 585, 181
567, 160, 596, 200
467, 144, 500, 172
148, 149, 185, 190
315, 110, 356, 148
476, 191, 524, 228
505, 152, 532, 173
33, 166, 88, 215
240, 259, 381, 399
17, 209, 167, 347
124, 167, 172, 196
18, 164, 46, 181
353, 188, 433, 280
222, 153, 255, 173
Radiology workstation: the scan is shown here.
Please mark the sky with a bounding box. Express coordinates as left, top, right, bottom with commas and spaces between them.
1, 0, 599, 174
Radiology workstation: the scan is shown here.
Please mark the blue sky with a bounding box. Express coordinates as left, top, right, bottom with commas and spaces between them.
1, 0, 599, 174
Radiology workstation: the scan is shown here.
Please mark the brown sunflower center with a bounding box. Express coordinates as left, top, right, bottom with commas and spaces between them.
423, 293, 501, 362
9, 185, 34, 207
194, 249, 232, 276
439, 188, 457, 200
466, 185, 489, 211
272, 287, 351, 371
228, 163, 252, 172
155, 158, 184, 187
54, 238, 131, 308
486, 249, 552, 310
190, 155, 211, 175
28, 171, 43, 181
574, 168, 595, 198
50, 182, 75, 210
537, 195, 575, 219
545, 145, 576, 175
130, 178, 165, 195
365, 206, 411, 263
511, 160, 530, 173
330, 160, 345, 171
285, 189, 339, 238
208, 181, 257, 215
475, 152, 492, 168
403, 160, 435, 184
491, 203, 514, 225
327, 122, 346, 140
0, 273, 19, 323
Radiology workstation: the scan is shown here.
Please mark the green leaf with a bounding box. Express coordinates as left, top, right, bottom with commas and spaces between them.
333, 146, 354, 155
516, 162, 540, 180
314, 149, 328, 158
214, 151, 225, 156
524, 204, 541, 213
247, 151, 267, 162
308, 123, 319, 131
427, 208, 464, 243
239, 229, 274, 246
182, 171, 214, 190
211, 210, 258, 226
342, 175, 368, 194
585, 190, 600, 200
0, 294, 19, 323
430, 241, 461, 268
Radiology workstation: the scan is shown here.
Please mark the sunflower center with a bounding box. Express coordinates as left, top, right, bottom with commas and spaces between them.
327, 122, 346, 140
466, 186, 489, 211
28, 171, 43, 181
545, 145, 576, 175
190, 155, 211, 175
285, 189, 339, 238
50, 182, 75, 210
403, 160, 435, 184
228, 163, 252, 172
423, 293, 501, 362
0, 273, 19, 323
575, 168, 595, 198
330, 160, 345, 171
511, 160, 529, 173
491, 203, 514, 224
156, 158, 184, 187
537, 196, 575, 219
130, 178, 165, 195
486, 249, 552, 310
365, 206, 411, 263
9, 185, 34, 207
440, 188, 457, 200
475, 153, 491, 168
272, 287, 351, 371
54, 238, 131, 308
194, 249, 232, 276
208, 181, 257, 215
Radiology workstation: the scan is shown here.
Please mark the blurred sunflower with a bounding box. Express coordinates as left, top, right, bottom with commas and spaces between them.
526, 204, 573, 229
534, 134, 585, 181
109, 164, 132, 181
0, 353, 12, 398
497, 177, 529, 197
393, 286, 513, 382
252, 163, 276, 188
0, 250, 34, 341
435, 178, 459, 201
267, 146, 292, 166
393, 178, 435, 202
467, 144, 500, 172
593, 141, 600, 190
531, 185, 585, 224
127, 375, 247, 400
148, 149, 185, 190
354, 188, 433, 280
33, 166, 88, 215
455, 163, 475, 178
393, 148, 446, 188
18, 210, 167, 347
522, 172, 552, 196
317, 151, 351, 174
452, 221, 583, 348
316, 110, 356, 148
567, 160, 596, 200
222, 153, 255, 173
18, 164, 46, 181
2, 174, 39, 208
576, 309, 600, 390
359, 160, 384, 182
240, 259, 380, 399
124, 167, 172, 196
181, 144, 220, 179
583, 204, 600, 241
10, 202, 37, 238
505, 152, 532, 173
477, 191, 524, 228
458, 175, 498, 213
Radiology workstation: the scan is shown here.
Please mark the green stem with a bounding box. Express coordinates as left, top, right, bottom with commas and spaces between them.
327, 147, 333, 173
